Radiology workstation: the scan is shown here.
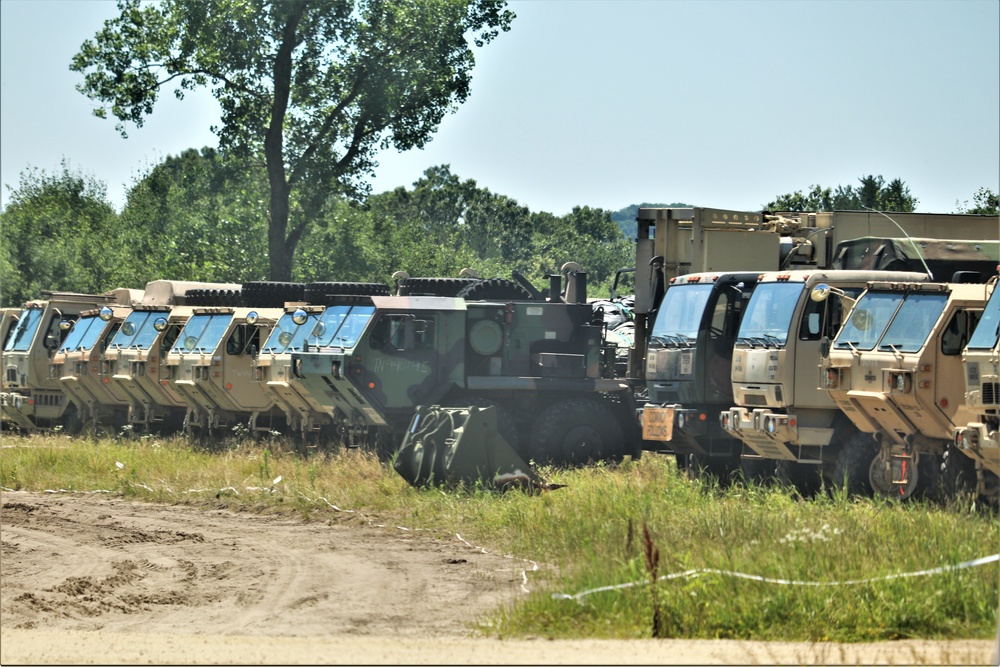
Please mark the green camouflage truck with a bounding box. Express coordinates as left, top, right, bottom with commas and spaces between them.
283, 272, 638, 468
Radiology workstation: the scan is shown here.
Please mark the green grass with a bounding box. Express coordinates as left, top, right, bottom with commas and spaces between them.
2, 431, 997, 643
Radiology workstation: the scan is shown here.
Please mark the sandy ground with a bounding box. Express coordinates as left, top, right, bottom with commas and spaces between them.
1, 490, 997, 665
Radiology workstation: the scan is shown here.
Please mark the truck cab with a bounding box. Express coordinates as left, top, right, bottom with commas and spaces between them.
1, 291, 123, 431
821, 279, 989, 497
289, 273, 638, 466
719, 270, 929, 495
640, 271, 760, 477
953, 278, 1000, 500
165, 306, 283, 434
107, 305, 196, 432
50, 304, 135, 433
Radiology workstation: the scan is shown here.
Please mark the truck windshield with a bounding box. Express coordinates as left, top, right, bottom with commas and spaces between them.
318, 305, 375, 348
263, 311, 322, 353
650, 284, 713, 345
262, 305, 376, 353
834, 291, 904, 351
108, 311, 161, 350
59, 315, 104, 353
737, 282, 803, 347
967, 286, 1000, 350
172, 314, 232, 354
4, 308, 43, 352
877, 292, 948, 353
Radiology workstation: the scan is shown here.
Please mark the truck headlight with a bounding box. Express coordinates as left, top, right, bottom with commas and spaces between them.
892, 371, 911, 393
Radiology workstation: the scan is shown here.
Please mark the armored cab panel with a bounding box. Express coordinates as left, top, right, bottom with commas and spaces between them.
826, 282, 990, 448
641, 272, 761, 457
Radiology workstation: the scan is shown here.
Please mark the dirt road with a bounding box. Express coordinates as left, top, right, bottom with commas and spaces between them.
2, 491, 996, 665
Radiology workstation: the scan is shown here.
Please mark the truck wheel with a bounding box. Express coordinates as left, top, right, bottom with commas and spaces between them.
685, 452, 738, 485
776, 460, 824, 497
304, 282, 390, 302
941, 445, 978, 498
456, 278, 533, 301
528, 398, 624, 466
830, 431, 878, 497
397, 277, 478, 297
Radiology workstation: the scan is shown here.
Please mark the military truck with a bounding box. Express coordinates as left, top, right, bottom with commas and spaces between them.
718, 270, 934, 495
50, 303, 138, 434
165, 306, 284, 435
282, 270, 638, 466
104, 280, 241, 433
639, 271, 764, 478
249, 281, 392, 440
630, 209, 1000, 383
953, 277, 1000, 500
635, 210, 1000, 478
1, 290, 134, 431
818, 278, 990, 498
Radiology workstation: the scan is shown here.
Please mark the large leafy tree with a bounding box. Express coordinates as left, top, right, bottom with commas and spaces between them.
0, 162, 119, 306
765, 175, 918, 212
116, 147, 271, 287
71, 0, 514, 281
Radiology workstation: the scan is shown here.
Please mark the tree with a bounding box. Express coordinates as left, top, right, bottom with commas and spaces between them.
115, 147, 271, 287
72, 0, 514, 282
0, 161, 119, 306
956, 187, 999, 215
765, 175, 918, 212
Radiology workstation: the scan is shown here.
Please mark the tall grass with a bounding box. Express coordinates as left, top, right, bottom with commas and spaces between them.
2, 431, 997, 642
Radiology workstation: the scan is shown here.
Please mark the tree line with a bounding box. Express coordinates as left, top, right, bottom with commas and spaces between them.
0, 156, 634, 307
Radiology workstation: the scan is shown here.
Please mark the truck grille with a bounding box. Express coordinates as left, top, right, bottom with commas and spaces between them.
983, 382, 999, 405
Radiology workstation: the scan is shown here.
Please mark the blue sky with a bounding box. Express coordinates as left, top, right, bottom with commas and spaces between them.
2, 0, 998, 216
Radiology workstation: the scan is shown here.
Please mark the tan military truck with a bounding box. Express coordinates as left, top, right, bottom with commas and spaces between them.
50, 302, 139, 434
818, 278, 990, 498
252, 282, 392, 441
1, 290, 130, 431
104, 280, 241, 433
165, 306, 284, 435
718, 270, 932, 495
953, 276, 1000, 500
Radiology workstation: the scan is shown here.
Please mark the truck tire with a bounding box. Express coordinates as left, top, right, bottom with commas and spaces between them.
776, 460, 824, 497
831, 431, 878, 497
456, 278, 533, 301
941, 445, 978, 497
397, 277, 478, 297
304, 281, 390, 302
242, 281, 305, 307
528, 398, 625, 466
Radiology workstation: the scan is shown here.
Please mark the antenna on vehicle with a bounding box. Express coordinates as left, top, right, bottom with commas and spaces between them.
861, 205, 933, 280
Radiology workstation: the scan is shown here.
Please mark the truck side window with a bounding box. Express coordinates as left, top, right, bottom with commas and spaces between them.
226, 325, 247, 355
941, 310, 980, 356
